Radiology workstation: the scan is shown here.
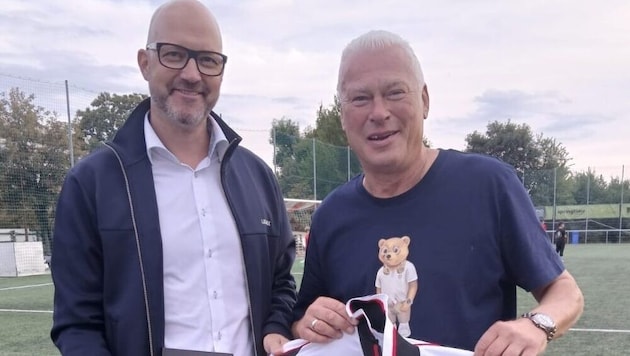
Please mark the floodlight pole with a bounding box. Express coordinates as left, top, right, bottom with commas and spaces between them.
65, 80, 74, 167
272, 127, 276, 175
585, 169, 591, 243
312, 138, 317, 200
619, 165, 625, 242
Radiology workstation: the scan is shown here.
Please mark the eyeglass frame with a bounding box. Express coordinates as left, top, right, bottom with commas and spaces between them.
145, 42, 228, 77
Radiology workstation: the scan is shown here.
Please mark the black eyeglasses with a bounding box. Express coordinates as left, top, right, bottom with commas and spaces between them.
146, 42, 228, 76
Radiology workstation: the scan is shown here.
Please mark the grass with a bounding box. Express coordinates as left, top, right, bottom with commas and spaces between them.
1, 244, 629, 355
0, 274, 56, 355
517, 244, 630, 355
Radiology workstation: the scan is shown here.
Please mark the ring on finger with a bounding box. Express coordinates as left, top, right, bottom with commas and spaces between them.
310, 318, 320, 331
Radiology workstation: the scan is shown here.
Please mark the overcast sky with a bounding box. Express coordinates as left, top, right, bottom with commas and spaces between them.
1, 0, 628, 178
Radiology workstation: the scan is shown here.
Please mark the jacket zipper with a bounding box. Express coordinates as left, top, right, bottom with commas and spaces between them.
105, 143, 155, 356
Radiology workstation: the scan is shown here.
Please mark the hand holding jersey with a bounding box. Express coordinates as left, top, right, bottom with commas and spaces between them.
277, 294, 472, 356
291, 296, 358, 343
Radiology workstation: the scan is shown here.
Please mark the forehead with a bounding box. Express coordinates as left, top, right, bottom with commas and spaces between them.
150, 4, 222, 51
340, 46, 414, 92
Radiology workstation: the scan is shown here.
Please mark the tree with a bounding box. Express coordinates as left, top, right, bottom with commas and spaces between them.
0, 88, 70, 253
269, 118, 312, 198
572, 170, 613, 204
465, 120, 541, 171
308, 96, 347, 146
269, 99, 363, 200
465, 120, 572, 206
76, 92, 147, 153
269, 117, 300, 174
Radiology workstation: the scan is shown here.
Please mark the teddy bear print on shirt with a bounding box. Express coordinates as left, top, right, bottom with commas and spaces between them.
375, 236, 418, 337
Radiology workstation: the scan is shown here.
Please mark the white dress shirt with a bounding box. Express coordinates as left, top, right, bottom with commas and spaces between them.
145, 113, 254, 356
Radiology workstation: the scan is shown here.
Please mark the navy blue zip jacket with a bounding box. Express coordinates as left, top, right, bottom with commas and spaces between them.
51, 98, 297, 356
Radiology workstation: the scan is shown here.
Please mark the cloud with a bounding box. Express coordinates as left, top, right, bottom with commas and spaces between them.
0, 0, 628, 175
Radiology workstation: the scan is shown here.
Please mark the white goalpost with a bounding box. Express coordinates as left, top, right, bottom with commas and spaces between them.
284, 198, 321, 256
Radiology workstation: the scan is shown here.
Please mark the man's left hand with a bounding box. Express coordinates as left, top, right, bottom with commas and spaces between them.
263, 333, 289, 355
473, 318, 548, 355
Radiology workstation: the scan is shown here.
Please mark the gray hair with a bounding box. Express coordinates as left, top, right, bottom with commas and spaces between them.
337, 30, 424, 97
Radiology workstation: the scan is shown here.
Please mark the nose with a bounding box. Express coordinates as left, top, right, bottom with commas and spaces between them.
179, 57, 202, 81
368, 95, 390, 122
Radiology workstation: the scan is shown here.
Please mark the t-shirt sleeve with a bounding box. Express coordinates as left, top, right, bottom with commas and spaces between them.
405, 261, 418, 282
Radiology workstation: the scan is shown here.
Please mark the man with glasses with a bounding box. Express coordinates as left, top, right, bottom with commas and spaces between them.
50, 1, 297, 355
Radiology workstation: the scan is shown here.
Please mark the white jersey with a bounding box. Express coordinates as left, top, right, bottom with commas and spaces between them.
272, 294, 472, 356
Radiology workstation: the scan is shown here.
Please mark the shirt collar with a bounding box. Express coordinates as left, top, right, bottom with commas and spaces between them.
144, 111, 229, 165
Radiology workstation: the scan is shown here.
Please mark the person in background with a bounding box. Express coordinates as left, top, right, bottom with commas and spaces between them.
291, 30, 584, 355
304, 226, 311, 249
555, 222, 568, 257
50, 1, 296, 355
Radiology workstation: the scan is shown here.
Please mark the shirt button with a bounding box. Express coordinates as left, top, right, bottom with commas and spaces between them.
217, 331, 222, 340
208, 249, 213, 258
194, 172, 198, 178
213, 291, 218, 299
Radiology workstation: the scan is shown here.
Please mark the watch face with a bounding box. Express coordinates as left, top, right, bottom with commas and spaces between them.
532, 313, 554, 328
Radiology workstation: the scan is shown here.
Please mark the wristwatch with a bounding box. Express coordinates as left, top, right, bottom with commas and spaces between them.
521, 312, 557, 341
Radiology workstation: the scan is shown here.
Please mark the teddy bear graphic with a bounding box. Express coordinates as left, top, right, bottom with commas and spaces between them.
375, 236, 418, 337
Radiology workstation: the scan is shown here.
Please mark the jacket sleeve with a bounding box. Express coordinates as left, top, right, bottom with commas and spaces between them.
50, 170, 112, 355
262, 174, 298, 339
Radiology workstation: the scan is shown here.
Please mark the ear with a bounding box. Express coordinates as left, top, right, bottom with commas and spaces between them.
421, 84, 430, 119
378, 239, 386, 248
138, 49, 150, 81
338, 96, 348, 131
402, 236, 411, 246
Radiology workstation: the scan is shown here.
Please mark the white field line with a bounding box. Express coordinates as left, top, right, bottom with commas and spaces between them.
2, 281, 630, 334
0, 307, 629, 335
0, 282, 52, 291
570, 328, 630, 333
0, 309, 52, 314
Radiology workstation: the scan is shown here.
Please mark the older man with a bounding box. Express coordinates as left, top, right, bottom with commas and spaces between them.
292, 30, 583, 356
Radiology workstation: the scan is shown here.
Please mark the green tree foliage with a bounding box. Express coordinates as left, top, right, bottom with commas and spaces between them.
308, 96, 347, 146
465, 120, 573, 206
607, 177, 630, 204
572, 170, 617, 204
0, 88, 70, 253
270, 98, 362, 200
76, 92, 147, 153
269, 117, 300, 173
269, 118, 311, 198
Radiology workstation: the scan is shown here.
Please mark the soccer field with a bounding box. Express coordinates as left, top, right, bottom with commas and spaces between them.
2, 244, 629, 355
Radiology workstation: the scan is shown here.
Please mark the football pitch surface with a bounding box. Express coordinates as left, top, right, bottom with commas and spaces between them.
2, 244, 629, 355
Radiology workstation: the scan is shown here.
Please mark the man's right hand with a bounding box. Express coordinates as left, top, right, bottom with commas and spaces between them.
292, 296, 358, 343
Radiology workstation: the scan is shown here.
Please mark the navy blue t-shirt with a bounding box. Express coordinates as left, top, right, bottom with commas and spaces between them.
293, 149, 563, 351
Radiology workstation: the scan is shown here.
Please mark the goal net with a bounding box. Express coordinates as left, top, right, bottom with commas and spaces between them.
0, 242, 47, 277
284, 198, 321, 256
